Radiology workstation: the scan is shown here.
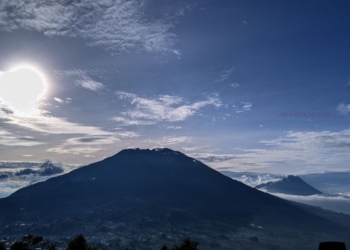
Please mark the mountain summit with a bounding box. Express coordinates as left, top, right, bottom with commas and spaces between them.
255, 175, 323, 196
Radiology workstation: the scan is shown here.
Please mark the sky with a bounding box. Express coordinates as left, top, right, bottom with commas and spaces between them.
0, 0, 350, 177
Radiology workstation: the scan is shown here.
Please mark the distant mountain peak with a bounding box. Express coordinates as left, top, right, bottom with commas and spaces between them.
255, 175, 323, 196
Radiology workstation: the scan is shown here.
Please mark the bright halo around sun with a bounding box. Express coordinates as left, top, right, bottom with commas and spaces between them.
0, 65, 47, 116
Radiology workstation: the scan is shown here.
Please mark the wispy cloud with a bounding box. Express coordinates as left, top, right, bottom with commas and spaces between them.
0, 129, 44, 147
76, 79, 105, 92
260, 129, 350, 149
266, 192, 350, 214
216, 66, 235, 82
182, 146, 204, 152
337, 103, 350, 115
167, 126, 182, 130
114, 91, 221, 125
145, 136, 192, 147
111, 117, 156, 126
0, 97, 125, 157
54, 97, 64, 104
235, 102, 252, 113
230, 83, 240, 88
188, 129, 350, 173
5, 113, 113, 136
0, 0, 180, 55
47, 131, 138, 157
55, 70, 105, 92
47, 136, 119, 157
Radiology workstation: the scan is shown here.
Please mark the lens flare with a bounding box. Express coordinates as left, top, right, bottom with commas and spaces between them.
0, 66, 47, 116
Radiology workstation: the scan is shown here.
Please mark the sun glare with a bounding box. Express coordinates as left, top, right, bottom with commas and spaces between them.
0, 65, 47, 116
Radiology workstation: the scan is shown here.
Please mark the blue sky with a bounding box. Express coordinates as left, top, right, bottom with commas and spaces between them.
0, 0, 349, 174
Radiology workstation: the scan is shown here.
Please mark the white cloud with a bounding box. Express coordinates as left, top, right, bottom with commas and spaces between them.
114, 131, 140, 138
47, 147, 101, 156
76, 78, 105, 92
114, 91, 221, 125
337, 103, 350, 115
216, 66, 235, 82
242, 102, 252, 110
229, 173, 283, 187
145, 136, 192, 147
0, 97, 124, 156
0, 0, 180, 55
56, 70, 105, 92
54, 97, 64, 103
266, 192, 350, 214
182, 146, 204, 152
189, 129, 350, 173
46, 136, 118, 156
65, 98, 72, 104
235, 102, 252, 113
270, 192, 350, 202
5, 113, 113, 136
230, 83, 240, 88
260, 129, 350, 150
46, 131, 139, 156
111, 116, 156, 126
167, 126, 182, 129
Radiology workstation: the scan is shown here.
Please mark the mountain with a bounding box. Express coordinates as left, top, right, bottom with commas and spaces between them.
0, 149, 349, 250
255, 175, 323, 196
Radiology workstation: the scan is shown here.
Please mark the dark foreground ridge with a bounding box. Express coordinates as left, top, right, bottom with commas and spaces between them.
255, 175, 323, 196
0, 148, 349, 250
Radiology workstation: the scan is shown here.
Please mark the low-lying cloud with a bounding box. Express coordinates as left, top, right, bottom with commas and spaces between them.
15, 160, 64, 177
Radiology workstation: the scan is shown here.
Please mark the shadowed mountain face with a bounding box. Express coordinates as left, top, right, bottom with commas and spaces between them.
1, 149, 288, 221
0, 149, 349, 249
255, 175, 323, 196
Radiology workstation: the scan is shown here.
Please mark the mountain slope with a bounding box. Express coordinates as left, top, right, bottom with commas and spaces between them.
0, 149, 349, 249
1, 149, 290, 221
255, 175, 323, 196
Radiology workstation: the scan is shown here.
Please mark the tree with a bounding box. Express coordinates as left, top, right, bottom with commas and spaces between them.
0, 242, 6, 250
10, 241, 27, 250
66, 234, 102, 250
67, 234, 88, 250
11, 235, 43, 250
161, 245, 168, 250
171, 238, 198, 250
39, 240, 56, 250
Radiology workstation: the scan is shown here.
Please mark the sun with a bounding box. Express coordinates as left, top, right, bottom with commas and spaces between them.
0, 65, 47, 116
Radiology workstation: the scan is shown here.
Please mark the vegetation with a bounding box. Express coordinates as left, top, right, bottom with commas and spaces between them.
160, 238, 198, 250
0, 242, 6, 250
0, 234, 199, 250
170, 238, 199, 250
1, 234, 56, 250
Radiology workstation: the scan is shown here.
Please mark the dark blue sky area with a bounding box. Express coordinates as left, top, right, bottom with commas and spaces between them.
0, 0, 349, 175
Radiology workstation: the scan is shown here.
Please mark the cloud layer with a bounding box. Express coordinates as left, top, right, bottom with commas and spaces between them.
0, 160, 78, 198
0, 0, 180, 54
